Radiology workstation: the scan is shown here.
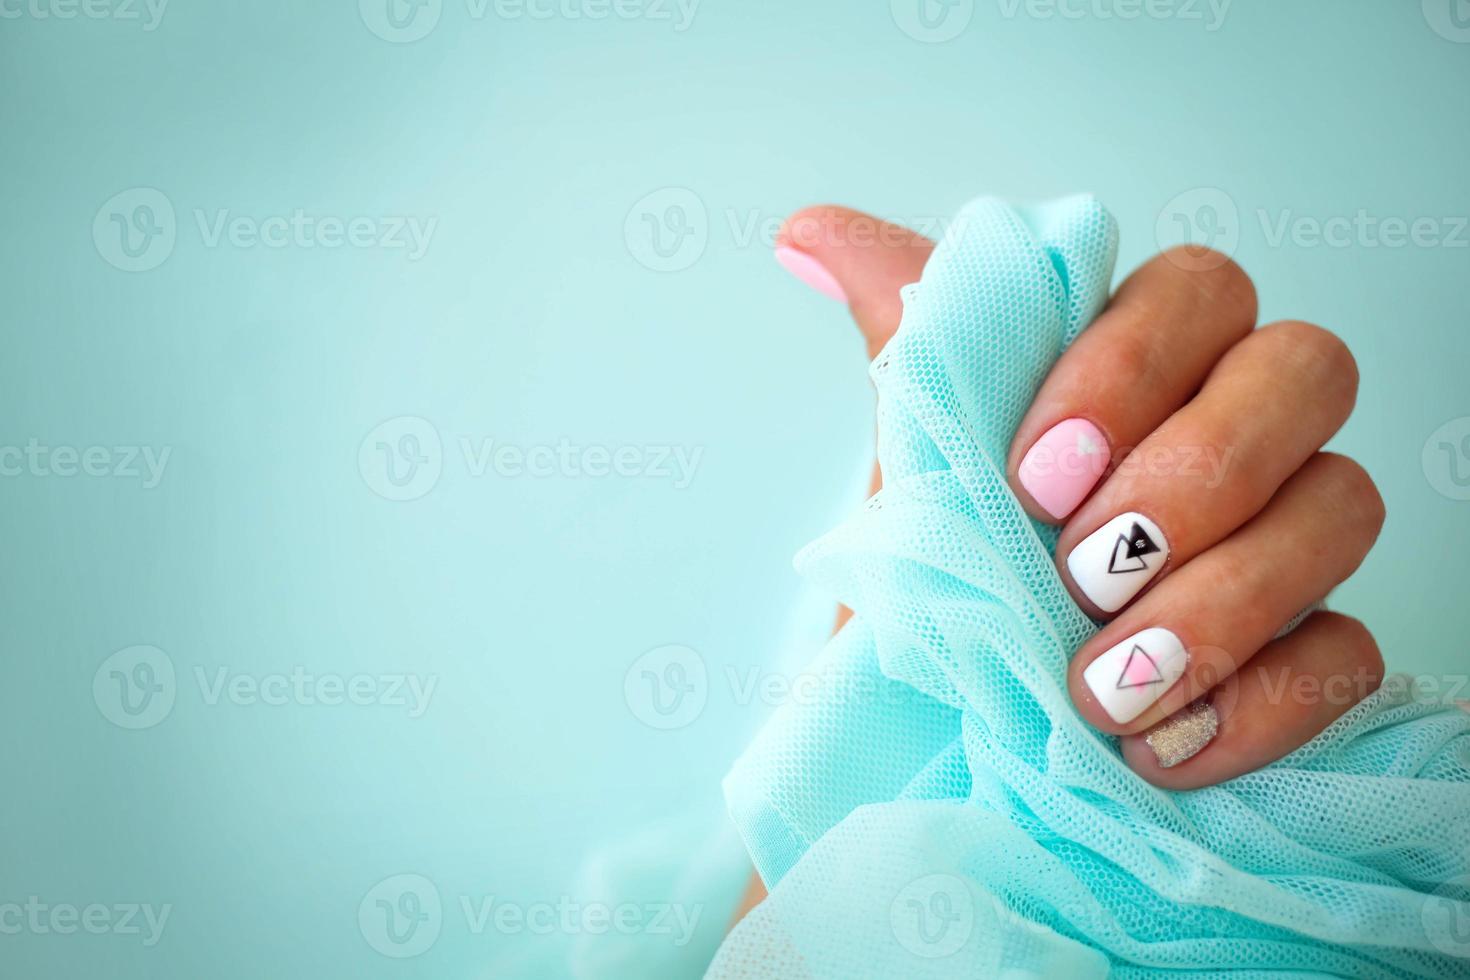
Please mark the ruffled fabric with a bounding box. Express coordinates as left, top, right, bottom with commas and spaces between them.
713, 197, 1470, 978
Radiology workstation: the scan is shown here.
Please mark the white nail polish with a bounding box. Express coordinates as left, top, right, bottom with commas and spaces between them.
1066, 512, 1168, 613
1082, 627, 1189, 724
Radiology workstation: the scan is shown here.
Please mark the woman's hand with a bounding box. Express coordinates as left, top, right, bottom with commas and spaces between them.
775, 205, 1385, 790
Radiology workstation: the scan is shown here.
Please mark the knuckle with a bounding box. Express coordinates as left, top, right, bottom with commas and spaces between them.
1322, 612, 1385, 683
1094, 332, 1172, 397
1262, 321, 1360, 408
1187, 416, 1250, 493
1204, 256, 1258, 323
1316, 453, 1387, 537
1198, 545, 1257, 609
1285, 612, 1386, 710
1161, 248, 1258, 323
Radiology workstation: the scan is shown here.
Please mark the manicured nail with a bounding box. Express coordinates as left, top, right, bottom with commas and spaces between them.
1066, 511, 1168, 613
1144, 701, 1218, 768
1018, 418, 1110, 519
774, 246, 847, 303
1082, 627, 1189, 724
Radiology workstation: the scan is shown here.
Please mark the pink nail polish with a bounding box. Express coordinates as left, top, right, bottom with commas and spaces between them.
1018, 418, 1110, 519
774, 246, 847, 303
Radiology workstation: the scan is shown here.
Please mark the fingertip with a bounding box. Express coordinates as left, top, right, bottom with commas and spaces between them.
773, 245, 848, 303
1119, 730, 1215, 790
776, 204, 858, 252
773, 205, 935, 354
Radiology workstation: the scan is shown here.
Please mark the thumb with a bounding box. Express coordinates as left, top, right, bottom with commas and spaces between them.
775, 205, 936, 357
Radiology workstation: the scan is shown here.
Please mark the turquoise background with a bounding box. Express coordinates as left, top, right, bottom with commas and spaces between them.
2, 1, 1466, 976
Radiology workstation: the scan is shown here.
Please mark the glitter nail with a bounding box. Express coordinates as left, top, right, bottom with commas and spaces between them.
1145, 701, 1219, 769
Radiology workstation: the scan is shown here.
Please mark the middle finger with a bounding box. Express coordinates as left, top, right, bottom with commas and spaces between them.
1060, 319, 1359, 615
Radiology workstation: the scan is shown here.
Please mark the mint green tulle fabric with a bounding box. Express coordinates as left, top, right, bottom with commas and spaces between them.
711, 197, 1470, 978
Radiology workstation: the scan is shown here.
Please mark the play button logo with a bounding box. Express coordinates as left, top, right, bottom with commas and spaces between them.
1108, 522, 1162, 574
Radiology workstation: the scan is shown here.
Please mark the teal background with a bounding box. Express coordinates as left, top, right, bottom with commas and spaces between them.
2, 1, 1466, 977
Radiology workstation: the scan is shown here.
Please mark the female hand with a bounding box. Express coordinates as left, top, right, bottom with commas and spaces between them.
775, 204, 1386, 790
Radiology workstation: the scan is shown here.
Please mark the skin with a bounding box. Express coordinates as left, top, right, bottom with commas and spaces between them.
731, 204, 1386, 926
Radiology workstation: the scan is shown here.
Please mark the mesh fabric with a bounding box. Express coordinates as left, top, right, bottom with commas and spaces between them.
713, 196, 1470, 979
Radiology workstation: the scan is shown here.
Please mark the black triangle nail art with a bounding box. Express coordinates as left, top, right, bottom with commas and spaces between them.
1107, 521, 1161, 574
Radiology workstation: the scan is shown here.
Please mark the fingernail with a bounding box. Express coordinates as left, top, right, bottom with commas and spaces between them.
1066, 511, 1168, 613
1144, 700, 1219, 768
1082, 626, 1188, 724
774, 246, 847, 303
1018, 418, 1110, 519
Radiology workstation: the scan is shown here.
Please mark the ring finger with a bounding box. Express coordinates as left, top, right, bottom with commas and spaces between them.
1067, 451, 1385, 734
1120, 611, 1384, 790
